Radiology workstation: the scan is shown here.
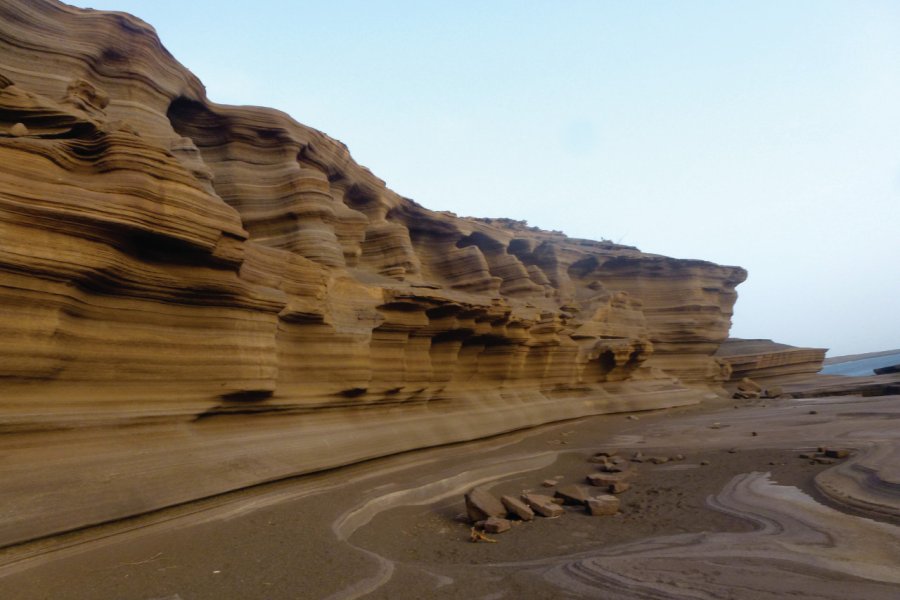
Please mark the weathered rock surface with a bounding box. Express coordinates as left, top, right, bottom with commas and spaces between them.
501, 495, 535, 521
586, 472, 633, 488
0, 0, 747, 546
555, 484, 593, 506
465, 488, 506, 522
482, 517, 511, 534
586, 495, 620, 516
522, 494, 566, 518
716, 338, 827, 381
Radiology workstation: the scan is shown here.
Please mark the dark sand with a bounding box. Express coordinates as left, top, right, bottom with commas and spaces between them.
1, 394, 898, 599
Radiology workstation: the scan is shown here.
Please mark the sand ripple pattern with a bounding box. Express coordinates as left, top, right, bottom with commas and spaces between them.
529, 472, 900, 599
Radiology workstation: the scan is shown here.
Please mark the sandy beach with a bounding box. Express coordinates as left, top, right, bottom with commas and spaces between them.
2, 391, 897, 600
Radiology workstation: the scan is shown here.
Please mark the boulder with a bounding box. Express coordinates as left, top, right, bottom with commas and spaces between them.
501, 495, 535, 521
464, 488, 506, 522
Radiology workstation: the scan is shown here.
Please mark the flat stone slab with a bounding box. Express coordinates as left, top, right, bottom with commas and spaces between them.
586, 472, 633, 487
555, 484, 593, 505
586, 494, 620, 516
522, 493, 565, 518
483, 517, 511, 534
465, 488, 506, 522
501, 495, 535, 521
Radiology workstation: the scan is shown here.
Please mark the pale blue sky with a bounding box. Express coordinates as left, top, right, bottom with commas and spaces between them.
75, 1, 900, 356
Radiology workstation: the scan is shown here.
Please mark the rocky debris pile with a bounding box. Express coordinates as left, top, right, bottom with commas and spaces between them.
732, 378, 787, 400
464, 458, 635, 541
462, 447, 701, 541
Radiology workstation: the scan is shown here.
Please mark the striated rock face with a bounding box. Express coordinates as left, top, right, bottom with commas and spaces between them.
715, 338, 827, 382
0, 0, 746, 546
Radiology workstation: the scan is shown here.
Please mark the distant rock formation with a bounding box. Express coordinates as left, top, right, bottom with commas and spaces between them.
0, 0, 746, 546
715, 338, 827, 381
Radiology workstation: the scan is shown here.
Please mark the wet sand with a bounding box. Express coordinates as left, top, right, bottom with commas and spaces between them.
1, 393, 898, 599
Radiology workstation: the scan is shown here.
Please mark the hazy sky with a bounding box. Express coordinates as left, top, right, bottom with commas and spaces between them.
75, 0, 900, 356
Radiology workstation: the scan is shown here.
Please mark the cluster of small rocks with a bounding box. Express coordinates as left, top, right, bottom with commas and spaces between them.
464, 447, 695, 541
466, 450, 650, 541
798, 446, 852, 465
732, 378, 787, 400
464, 487, 567, 539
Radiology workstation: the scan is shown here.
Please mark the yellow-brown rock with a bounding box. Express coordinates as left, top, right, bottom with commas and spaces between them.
0, 0, 747, 546
716, 338, 827, 382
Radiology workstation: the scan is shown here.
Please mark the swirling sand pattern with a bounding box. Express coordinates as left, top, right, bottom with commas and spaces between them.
530, 472, 900, 599
816, 440, 900, 521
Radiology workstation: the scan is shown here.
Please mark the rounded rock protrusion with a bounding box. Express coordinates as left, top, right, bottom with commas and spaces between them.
10, 122, 28, 137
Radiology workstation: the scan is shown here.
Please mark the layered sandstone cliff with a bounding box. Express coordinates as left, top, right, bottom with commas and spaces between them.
715, 338, 827, 382
0, 0, 746, 546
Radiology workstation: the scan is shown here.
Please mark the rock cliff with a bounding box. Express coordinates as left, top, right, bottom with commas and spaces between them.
0, 0, 746, 546
715, 338, 827, 382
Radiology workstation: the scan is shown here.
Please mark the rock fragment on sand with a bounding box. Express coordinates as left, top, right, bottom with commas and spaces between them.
608, 481, 631, 494
541, 479, 557, 487
465, 488, 506, 522
555, 484, 592, 506
589, 450, 619, 463
586, 472, 632, 487
763, 385, 784, 398
648, 456, 669, 464
586, 495, 620, 516
825, 448, 850, 459
501, 495, 534, 521
738, 377, 762, 393
522, 493, 565, 518
598, 457, 629, 473
483, 517, 511, 534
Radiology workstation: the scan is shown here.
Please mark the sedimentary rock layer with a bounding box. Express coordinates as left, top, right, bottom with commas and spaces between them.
0, 0, 746, 545
716, 338, 827, 381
